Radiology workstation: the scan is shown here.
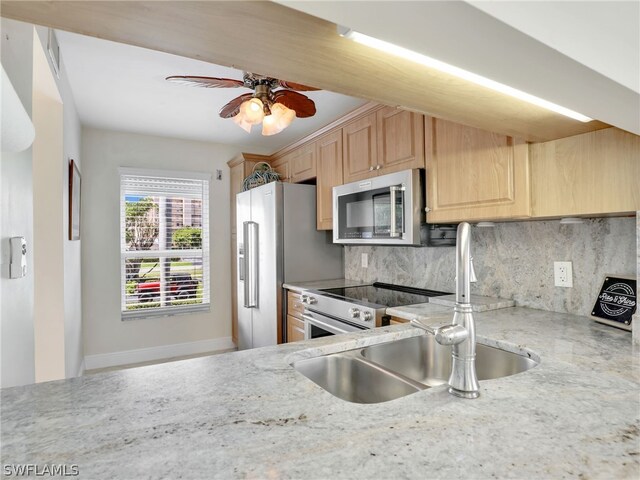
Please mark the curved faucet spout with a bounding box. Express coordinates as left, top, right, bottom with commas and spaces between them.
411, 221, 480, 399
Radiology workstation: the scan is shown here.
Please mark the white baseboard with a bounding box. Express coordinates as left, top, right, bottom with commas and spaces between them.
76, 358, 86, 377
84, 337, 236, 370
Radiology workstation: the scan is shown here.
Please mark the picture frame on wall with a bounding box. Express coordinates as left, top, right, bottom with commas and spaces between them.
69, 159, 81, 240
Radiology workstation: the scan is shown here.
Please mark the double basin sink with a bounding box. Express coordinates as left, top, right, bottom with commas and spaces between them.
293, 334, 539, 403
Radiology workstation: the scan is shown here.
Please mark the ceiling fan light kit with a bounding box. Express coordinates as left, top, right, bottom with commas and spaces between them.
262, 103, 296, 136
166, 72, 318, 135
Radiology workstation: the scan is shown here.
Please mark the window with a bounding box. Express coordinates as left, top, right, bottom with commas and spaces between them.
120, 168, 210, 319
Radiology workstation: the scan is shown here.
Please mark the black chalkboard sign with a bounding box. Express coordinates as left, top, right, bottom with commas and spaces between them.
591, 275, 636, 331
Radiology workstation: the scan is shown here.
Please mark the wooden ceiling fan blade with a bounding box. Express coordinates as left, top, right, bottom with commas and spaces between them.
219, 93, 254, 118
273, 90, 316, 118
166, 75, 245, 88
276, 80, 320, 91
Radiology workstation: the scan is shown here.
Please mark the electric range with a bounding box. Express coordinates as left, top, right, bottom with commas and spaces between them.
299, 282, 450, 339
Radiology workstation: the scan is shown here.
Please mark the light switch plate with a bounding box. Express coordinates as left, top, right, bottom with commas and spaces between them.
554, 261, 573, 287
361, 253, 368, 268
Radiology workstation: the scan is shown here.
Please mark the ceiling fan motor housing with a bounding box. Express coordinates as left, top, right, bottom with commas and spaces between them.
253, 83, 274, 115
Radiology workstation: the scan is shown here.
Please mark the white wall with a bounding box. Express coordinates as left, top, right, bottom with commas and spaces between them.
81, 127, 242, 359
0, 19, 84, 387
0, 19, 36, 388
33, 26, 85, 379
31, 29, 66, 382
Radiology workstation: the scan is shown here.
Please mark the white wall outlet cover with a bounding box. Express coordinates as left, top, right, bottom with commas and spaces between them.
554, 261, 573, 288
361, 253, 368, 268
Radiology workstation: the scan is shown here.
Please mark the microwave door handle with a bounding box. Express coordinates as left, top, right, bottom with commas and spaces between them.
389, 185, 406, 238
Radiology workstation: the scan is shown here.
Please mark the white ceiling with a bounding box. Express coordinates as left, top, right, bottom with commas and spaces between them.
468, 1, 639, 95
56, 31, 367, 153
277, 1, 640, 135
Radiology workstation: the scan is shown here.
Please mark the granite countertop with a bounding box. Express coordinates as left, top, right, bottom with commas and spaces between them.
429, 293, 515, 311
282, 278, 368, 293
2, 307, 639, 479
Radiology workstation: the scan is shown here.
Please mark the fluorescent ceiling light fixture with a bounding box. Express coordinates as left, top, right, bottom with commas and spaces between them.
338, 27, 593, 123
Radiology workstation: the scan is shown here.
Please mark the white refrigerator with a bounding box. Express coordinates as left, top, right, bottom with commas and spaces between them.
236, 182, 343, 350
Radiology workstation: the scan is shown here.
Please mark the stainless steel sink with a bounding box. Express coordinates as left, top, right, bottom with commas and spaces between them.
292, 353, 423, 404
292, 334, 538, 403
361, 334, 539, 387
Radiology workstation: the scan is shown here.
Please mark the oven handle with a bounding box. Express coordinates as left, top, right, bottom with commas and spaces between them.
302, 312, 363, 338
389, 184, 406, 238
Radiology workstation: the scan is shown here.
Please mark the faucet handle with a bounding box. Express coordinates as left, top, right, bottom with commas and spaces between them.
410, 318, 445, 335
469, 256, 477, 283
411, 318, 469, 345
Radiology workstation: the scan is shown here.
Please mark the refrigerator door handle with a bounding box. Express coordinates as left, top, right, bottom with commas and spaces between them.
238, 243, 245, 282
243, 221, 259, 308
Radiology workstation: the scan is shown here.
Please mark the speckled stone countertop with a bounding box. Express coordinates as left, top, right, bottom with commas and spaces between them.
2, 307, 639, 480
429, 293, 515, 311
282, 278, 367, 293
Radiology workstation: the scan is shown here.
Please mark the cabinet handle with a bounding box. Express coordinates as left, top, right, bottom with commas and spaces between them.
369, 166, 374, 172
376, 165, 381, 170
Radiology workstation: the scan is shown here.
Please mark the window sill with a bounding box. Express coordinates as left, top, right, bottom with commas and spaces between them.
121, 303, 210, 321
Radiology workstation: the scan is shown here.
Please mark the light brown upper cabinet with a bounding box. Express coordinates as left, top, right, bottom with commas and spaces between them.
316, 130, 344, 230
288, 143, 317, 183
342, 112, 378, 183
270, 156, 291, 183
425, 117, 530, 223
342, 107, 425, 183
530, 128, 640, 217
376, 107, 425, 174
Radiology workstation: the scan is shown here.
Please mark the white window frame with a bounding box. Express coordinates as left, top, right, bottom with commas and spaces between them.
119, 167, 211, 320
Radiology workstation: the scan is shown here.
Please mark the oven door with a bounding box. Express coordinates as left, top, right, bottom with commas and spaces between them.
302, 311, 366, 340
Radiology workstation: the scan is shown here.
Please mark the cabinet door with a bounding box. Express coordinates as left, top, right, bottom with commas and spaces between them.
377, 107, 425, 174
290, 143, 317, 183
425, 117, 530, 223
271, 157, 290, 182
287, 314, 305, 343
342, 112, 377, 183
530, 128, 640, 217
316, 130, 343, 230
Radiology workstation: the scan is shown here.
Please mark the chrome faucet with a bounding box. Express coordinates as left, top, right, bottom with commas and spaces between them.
411, 222, 480, 399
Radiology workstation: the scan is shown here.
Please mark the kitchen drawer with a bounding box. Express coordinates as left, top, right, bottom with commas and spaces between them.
287, 314, 305, 343
389, 316, 408, 325
287, 291, 305, 318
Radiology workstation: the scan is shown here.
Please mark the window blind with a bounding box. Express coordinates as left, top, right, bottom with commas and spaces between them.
120, 170, 210, 319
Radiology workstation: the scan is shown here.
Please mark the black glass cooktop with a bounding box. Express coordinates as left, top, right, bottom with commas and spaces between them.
321, 282, 449, 308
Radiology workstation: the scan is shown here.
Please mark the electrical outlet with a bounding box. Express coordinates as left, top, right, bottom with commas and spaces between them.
361, 253, 368, 269
554, 261, 573, 288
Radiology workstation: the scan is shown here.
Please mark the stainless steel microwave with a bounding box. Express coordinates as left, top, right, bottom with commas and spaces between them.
333, 169, 424, 245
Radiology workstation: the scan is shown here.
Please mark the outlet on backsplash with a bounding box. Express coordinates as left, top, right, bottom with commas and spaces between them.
554, 261, 573, 288
361, 253, 368, 269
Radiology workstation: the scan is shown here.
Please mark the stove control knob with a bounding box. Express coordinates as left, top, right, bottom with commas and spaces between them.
300, 295, 308, 304
361, 311, 372, 322
348, 307, 360, 319
306, 296, 318, 305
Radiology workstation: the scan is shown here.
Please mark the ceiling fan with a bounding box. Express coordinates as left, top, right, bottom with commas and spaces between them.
166, 72, 320, 135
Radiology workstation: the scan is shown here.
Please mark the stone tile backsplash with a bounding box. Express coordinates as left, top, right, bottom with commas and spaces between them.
345, 216, 637, 318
